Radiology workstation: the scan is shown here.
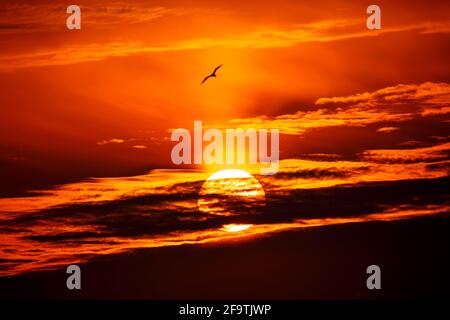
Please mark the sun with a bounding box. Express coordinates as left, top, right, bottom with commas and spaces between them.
198, 169, 265, 217
206, 169, 253, 180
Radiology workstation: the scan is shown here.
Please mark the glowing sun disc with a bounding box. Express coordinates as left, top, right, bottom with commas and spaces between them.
198, 169, 265, 216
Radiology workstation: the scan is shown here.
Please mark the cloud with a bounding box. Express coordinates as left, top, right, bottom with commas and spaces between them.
224, 82, 450, 135
315, 82, 450, 106
261, 158, 450, 193
227, 108, 412, 135
377, 127, 399, 133
1, 13, 449, 71
0, 2, 191, 33
96, 138, 125, 145
0, 169, 208, 214
421, 106, 450, 117
273, 166, 369, 180
362, 142, 450, 163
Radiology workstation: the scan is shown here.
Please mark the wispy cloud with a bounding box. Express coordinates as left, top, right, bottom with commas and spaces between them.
362, 142, 450, 163
315, 82, 450, 106
224, 82, 450, 135
132, 145, 147, 149
377, 127, 399, 133
0, 169, 209, 215
96, 138, 125, 145
1, 16, 449, 71
0, 2, 194, 34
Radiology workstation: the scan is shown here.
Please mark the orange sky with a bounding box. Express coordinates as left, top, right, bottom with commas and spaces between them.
1, 1, 449, 188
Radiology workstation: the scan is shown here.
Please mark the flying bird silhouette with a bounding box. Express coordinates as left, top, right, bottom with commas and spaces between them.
201, 64, 223, 85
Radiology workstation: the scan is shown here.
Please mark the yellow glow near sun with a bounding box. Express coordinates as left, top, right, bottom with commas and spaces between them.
206, 169, 252, 181
222, 224, 253, 232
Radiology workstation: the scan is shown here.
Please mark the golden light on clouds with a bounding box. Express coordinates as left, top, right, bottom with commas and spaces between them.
223, 82, 450, 135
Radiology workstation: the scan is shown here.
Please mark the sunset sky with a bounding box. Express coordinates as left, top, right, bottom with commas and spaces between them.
0, 0, 449, 299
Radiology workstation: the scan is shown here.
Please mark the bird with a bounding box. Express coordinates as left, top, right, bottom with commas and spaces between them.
201, 64, 223, 85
